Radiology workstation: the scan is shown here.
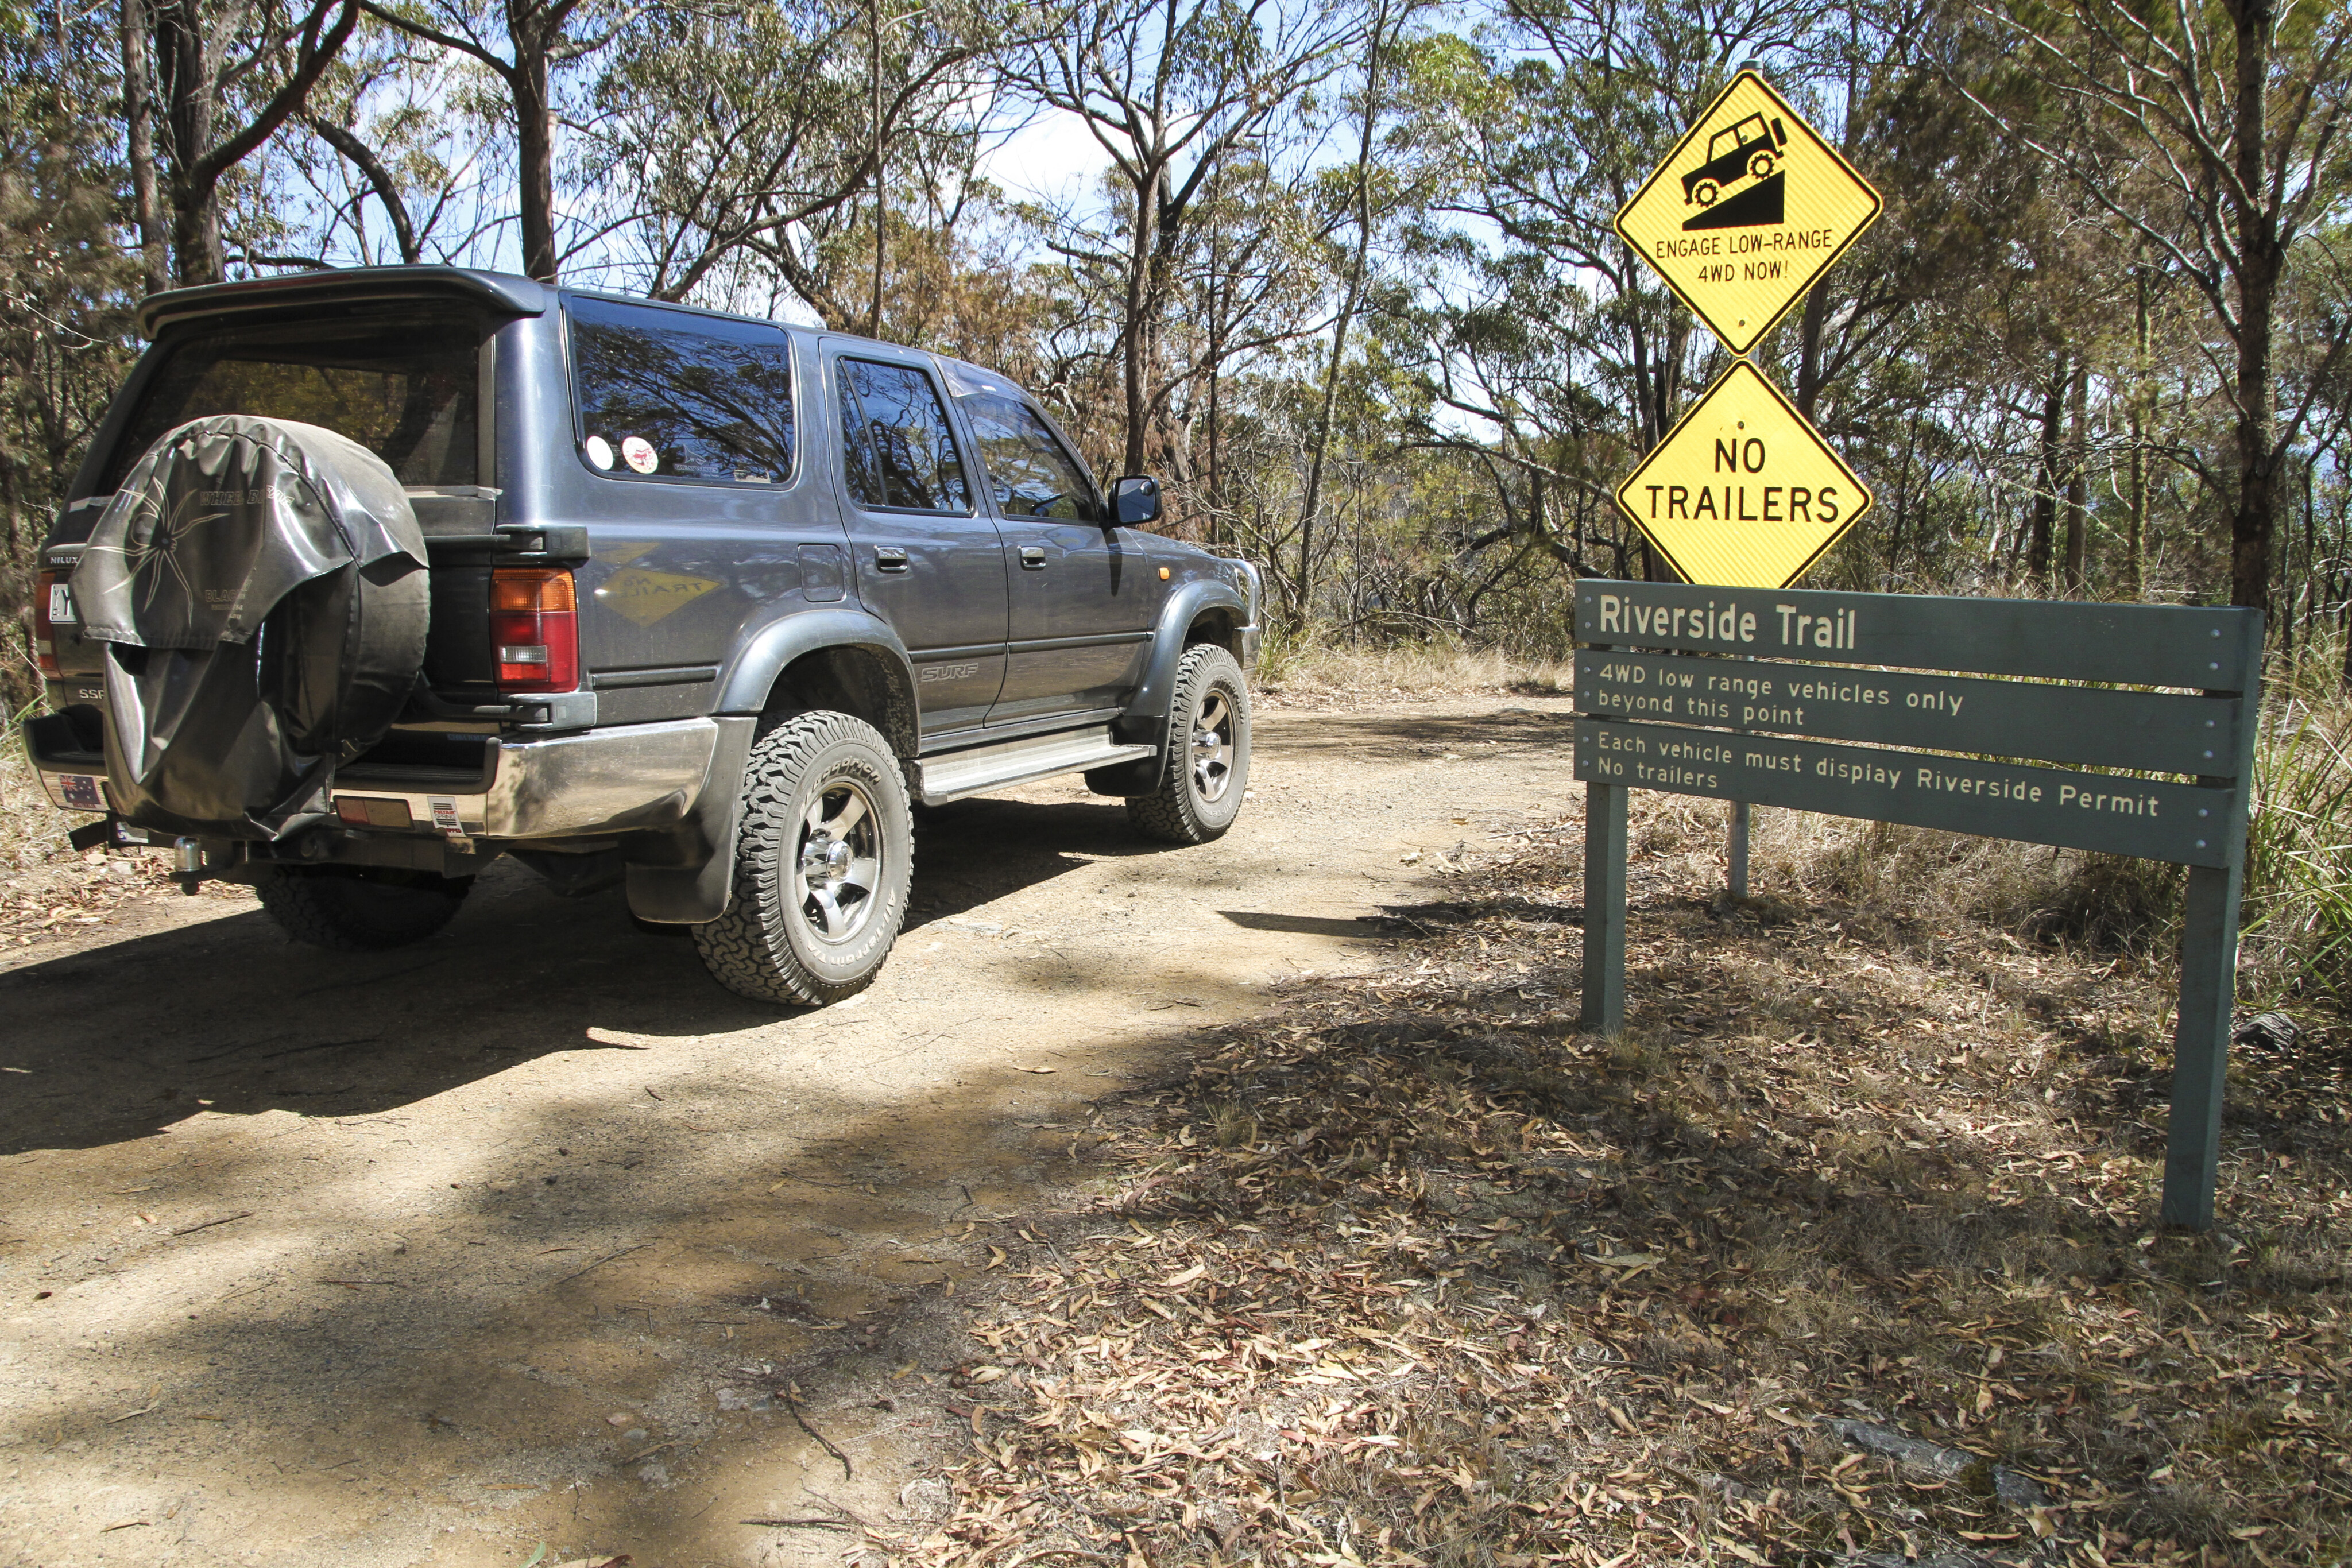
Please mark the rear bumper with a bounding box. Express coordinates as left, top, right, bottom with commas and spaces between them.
334, 719, 724, 841
23, 711, 726, 843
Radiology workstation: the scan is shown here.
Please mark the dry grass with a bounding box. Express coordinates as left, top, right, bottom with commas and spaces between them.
1258, 638, 1573, 704
881, 794, 2351, 1568
0, 720, 72, 873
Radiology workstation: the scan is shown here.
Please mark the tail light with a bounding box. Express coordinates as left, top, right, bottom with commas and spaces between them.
31, 570, 68, 677
489, 568, 580, 692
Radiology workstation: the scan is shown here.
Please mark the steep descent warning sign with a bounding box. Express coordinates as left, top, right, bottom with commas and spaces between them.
1613, 360, 1872, 589
1614, 71, 1881, 355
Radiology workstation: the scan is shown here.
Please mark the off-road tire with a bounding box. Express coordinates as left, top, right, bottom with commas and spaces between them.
1127, 644, 1251, 845
692, 711, 912, 1006
253, 865, 471, 951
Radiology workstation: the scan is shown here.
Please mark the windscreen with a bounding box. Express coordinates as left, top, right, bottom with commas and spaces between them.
106, 305, 485, 492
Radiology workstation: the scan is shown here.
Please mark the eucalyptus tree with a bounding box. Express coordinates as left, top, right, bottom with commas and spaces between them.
1, 20, 137, 704
125, 0, 360, 284
997, 0, 1369, 473
1384, 0, 1825, 593
1953, 0, 2352, 610
358, 0, 636, 281
588, 0, 998, 312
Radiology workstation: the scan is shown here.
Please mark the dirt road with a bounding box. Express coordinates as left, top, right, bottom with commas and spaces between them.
0, 692, 1579, 1567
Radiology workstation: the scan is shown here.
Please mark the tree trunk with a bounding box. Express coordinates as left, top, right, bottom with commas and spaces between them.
513, 33, 558, 282
1795, 281, 1827, 418
867, 0, 884, 336
155, 0, 224, 285
2061, 355, 2089, 596
1297, 4, 1387, 636
2127, 254, 2150, 599
308, 117, 420, 262
121, 0, 169, 293
2229, 0, 2278, 613
2026, 351, 2065, 590
1119, 161, 1159, 475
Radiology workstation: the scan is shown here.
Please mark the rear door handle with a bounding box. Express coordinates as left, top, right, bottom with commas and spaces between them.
1019, 547, 1047, 570
875, 547, 910, 572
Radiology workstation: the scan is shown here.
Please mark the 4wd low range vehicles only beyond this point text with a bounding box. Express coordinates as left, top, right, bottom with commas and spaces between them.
25, 266, 1262, 1006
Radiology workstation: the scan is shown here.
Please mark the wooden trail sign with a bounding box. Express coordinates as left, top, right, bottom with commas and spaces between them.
1573, 579, 2265, 1230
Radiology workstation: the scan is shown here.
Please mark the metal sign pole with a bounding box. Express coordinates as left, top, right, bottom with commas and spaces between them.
1727, 800, 1750, 901
1581, 775, 1628, 1035
2160, 615, 2264, 1228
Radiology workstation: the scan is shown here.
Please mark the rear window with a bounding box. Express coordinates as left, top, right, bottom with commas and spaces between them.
568, 296, 795, 485
107, 305, 483, 491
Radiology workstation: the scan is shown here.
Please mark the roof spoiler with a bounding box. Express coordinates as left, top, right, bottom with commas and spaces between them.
137, 265, 553, 339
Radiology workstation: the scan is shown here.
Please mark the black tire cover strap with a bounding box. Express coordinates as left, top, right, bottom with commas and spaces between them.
69, 415, 430, 838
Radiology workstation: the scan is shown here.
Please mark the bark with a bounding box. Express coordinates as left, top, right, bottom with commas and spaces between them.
2061, 355, 2089, 596
2025, 351, 2065, 590
305, 116, 420, 262
361, 0, 584, 284
514, 41, 557, 282
153, 0, 359, 287
868, 0, 884, 336
2229, 0, 2280, 613
1795, 282, 1826, 419
2127, 255, 2150, 599
121, 0, 168, 295
1119, 163, 1156, 475
1296, 2, 1388, 630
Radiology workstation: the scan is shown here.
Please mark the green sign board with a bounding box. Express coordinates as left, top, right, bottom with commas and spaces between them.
1573, 581, 2259, 690
1572, 580, 2265, 1231
1575, 718, 2236, 866
1576, 651, 2242, 777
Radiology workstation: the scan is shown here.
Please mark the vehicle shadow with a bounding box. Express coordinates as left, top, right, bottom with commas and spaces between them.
0, 794, 1197, 1157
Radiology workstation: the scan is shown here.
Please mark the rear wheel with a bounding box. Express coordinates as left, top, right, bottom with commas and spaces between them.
253, 865, 471, 951
1128, 644, 1251, 845
691, 711, 913, 1006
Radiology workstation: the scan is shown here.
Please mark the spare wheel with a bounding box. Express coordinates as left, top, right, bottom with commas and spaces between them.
69, 415, 430, 837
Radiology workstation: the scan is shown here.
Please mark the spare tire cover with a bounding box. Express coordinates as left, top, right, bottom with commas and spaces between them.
69, 415, 429, 838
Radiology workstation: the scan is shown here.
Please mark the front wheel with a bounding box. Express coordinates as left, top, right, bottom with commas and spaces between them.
1128, 644, 1252, 845
691, 711, 913, 1006
253, 865, 471, 951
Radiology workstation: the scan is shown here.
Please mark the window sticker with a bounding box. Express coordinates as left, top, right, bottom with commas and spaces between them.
621, 435, 659, 474
584, 435, 615, 470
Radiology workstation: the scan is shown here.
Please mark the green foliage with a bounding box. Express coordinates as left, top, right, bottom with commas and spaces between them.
0, 33, 138, 710
2243, 683, 2352, 1007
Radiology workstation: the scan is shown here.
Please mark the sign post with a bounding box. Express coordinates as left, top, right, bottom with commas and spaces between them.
1610, 71, 1884, 903
1572, 579, 2264, 1229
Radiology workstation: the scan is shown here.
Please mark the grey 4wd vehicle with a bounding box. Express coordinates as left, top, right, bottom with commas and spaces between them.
24, 266, 1260, 1005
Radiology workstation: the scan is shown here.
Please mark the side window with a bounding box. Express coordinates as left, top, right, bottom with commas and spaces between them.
836, 358, 969, 513
570, 297, 794, 484
957, 392, 1095, 520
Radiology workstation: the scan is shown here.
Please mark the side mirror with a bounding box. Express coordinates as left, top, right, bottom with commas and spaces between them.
1109, 475, 1162, 526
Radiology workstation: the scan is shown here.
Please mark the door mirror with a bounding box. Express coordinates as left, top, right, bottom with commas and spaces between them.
1109, 475, 1162, 526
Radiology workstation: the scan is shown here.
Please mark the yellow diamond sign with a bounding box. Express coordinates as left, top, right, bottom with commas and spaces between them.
1614, 70, 1881, 355
1614, 361, 1871, 589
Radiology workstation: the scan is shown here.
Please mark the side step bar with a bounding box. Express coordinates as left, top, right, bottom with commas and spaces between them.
916, 725, 1155, 807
